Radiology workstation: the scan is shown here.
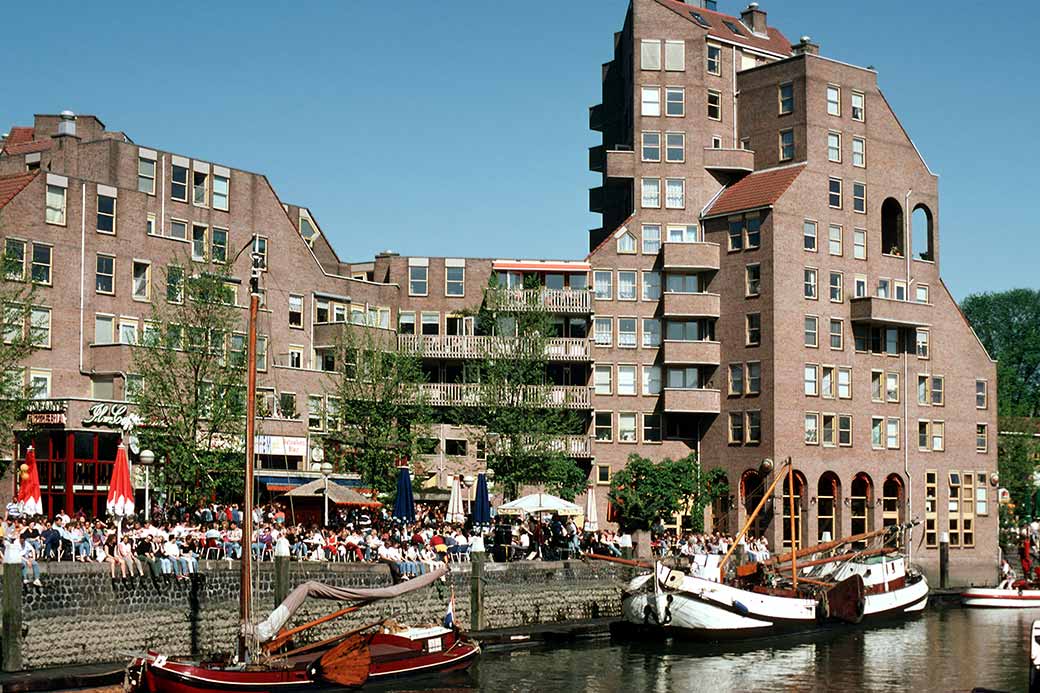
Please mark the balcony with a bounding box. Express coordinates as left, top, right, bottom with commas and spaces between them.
485, 287, 593, 314
88, 343, 133, 372
589, 145, 604, 172
589, 186, 604, 213
398, 335, 590, 361
662, 388, 721, 414
849, 297, 931, 328
703, 147, 755, 173
662, 292, 721, 318
312, 322, 396, 349
589, 103, 605, 132
661, 242, 720, 270
416, 383, 592, 410
494, 434, 594, 459
662, 340, 721, 365
605, 147, 635, 179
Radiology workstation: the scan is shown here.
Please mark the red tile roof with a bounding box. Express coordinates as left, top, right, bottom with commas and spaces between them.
3, 139, 51, 156
5, 127, 35, 145
704, 164, 805, 218
655, 0, 792, 57
0, 171, 38, 211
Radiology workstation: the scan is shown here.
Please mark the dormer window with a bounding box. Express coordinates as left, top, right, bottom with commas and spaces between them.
299, 210, 319, 247
617, 232, 636, 254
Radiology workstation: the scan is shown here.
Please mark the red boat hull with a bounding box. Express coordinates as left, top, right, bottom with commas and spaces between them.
127, 630, 480, 693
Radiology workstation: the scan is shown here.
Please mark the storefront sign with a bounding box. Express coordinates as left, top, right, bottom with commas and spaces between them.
27, 412, 66, 426
82, 403, 141, 431
255, 435, 308, 457
25, 399, 68, 414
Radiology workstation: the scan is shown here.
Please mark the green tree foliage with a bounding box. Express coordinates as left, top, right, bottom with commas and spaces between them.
0, 247, 44, 463
998, 419, 1040, 523
324, 327, 432, 496
131, 261, 247, 505
609, 453, 728, 532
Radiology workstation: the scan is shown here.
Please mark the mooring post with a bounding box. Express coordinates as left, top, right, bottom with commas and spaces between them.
3, 543, 24, 672
939, 532, 949, 589
470, 551, 486, 632
274, 538, 290, 606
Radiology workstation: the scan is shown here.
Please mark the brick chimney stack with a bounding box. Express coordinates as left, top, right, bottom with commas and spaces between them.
740, 3, 768, 34
792, 35, 820, 56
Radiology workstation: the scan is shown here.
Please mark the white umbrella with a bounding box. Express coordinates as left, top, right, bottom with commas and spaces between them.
497, 492, 582, 516
583, 486, 599, 532
446, 475, 466, 525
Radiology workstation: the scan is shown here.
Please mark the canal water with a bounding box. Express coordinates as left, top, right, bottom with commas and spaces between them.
369, 605, 1036, 692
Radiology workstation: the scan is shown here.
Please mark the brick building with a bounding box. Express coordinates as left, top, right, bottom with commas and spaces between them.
0, 0, 997, 582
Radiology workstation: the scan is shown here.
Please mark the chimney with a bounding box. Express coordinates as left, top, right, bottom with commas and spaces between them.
56, 110, 78, 138
740, 3, 768, 35
792, 35, 820, 56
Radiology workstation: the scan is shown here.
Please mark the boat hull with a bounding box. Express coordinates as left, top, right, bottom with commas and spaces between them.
962, 588, 1040, 608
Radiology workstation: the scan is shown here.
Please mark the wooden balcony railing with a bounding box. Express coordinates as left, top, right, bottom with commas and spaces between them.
493, 434, 594, 458
398, 335, 590, 361
486, 288, 593, 314
415, 383, 592, 409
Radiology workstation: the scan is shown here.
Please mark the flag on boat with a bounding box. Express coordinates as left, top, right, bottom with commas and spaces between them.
443, 588, 456, 629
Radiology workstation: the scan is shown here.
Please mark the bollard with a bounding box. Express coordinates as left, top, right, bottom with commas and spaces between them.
3, 543, 23, 672
470, 551, 486, 632
939, 532, 949, 589
274, 538, 291, 606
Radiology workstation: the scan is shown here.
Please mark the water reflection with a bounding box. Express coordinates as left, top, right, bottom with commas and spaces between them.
362, 607, 1033, 692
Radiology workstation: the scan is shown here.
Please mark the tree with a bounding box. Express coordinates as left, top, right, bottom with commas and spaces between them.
323, 326, 432, 496
609, 453, 728, 533
131, 261, 247, 505
998, 418, 1040, 523
0, 249, 44, 464
962, 289, 1040, 417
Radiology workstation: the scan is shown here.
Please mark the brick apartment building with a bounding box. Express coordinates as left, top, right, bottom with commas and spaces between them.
0, 0, 997, 582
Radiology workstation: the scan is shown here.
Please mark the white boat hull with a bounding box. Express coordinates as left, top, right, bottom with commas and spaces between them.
962, 588, 1040, 608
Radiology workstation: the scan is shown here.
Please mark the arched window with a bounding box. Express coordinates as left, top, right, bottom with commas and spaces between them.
912, 204, 934, 261
741, 469, 771, 539
782, 471, 807, 549
711, 473, 731, 534
850, 472, 874, 547
882, 474, 904, 527
817, 472, 842, 542
881, 198, 904, 257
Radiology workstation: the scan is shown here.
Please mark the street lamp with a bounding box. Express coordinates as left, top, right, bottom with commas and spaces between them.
320, 461, 334, 527
139, 449, 156, 521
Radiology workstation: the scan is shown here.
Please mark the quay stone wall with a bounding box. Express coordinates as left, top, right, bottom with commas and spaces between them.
8, 558, 631, 670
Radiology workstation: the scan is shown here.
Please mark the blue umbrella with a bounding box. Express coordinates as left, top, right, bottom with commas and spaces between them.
392, 467, 416, 523
472, 473, 491, 527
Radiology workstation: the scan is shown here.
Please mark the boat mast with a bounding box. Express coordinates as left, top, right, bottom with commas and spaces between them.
719, 458, 791, 573
788, 460, 797, 589
238, 239, 262, 662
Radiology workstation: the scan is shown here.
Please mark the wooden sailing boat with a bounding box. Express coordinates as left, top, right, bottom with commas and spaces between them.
124, 241, 479, 692
612, 458, 929, 639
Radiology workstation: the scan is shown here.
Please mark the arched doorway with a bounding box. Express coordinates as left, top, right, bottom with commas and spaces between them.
711, 473, 731, 534
817, 472, 842, 542
882, 474, 905, 527
881, 198, 904, 257
782, 471, 807, 549
912, 204, 934, 261
741, 469, 771, 540
850, 472, 874, 547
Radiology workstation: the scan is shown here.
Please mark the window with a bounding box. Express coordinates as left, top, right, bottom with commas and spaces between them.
4, 239, 25, 281
918, 420, 930, 450
838, 415, 852, 446
746, 313, 761, 346
617, 232, 636, 254
976, 380, 988, 409
916, 285, 930, 304
711, 135, 722, 148
871, 370, 883, 402
805, 413, 820, 444
193, 169, 209, 206
853, 229, 867, 260
641, 40, 661, 70
851, 91, 865, 121
707, 44, 721, 75
642, 318, 661, 347
728, 412, 744, 444
826, 85, 841, 116
618, 271, 637, 300
917, 375, 930, 405
594, 365, 612, 395
665, 40, 685, 71
894, 280, 907, 302
829, 319, 843, 350
829, 178, 842, 208
30, 244, 51, 285
916, 329, 929, 359
707, 90, 721, 120
308, 396, 324, 432
853, 182, 866, 213
95, 254, 115, 294
931, 421, 945, 451
804, 315, 818, 347
665, 87, 684, 116
642, 224, 661, 254
803, 268, 817, 299
746, 264, 761, 297
779, 129, 794, 161
132, 261, 151, 301
28, 369, 51, 399
169, 219, 188, 241
665, 132, 685, 162
730, 364, 745, 395
872, 417, 884, 448
213, 173, 229, 211
747, 362, 761, 394
595, 412, 612, 441
192, 225, 208, 261
746, 411, 761, 445
977, 424, 988, 453
641, 178, 661, 208
642, 271, 661, 301
728, 219, 744, 252
641, 87, 661, 116
779, 82, 794, 114
829, 272, 843, 303
594, 318, 612, 346
642, 413, 662, 443
446, 265, 465, 297
619, 413, 637, 442
166, 266, 184, 304
29, 307, 50, 347
138, 156, 156, 194
667, 224, 699, 243
852, 137, 865, 167
145, 212, 157, 237
886, 372, 899, 402
421, 312, 440, 336
641, 131, 661, 161
877, 278, 891, 299
94, 314, 115, 345
827, 132, 841, 162
171, 163, 188, 201
886, 418, 900, 449
665, 178, 685, 209
824, 227, 842, 259
804, 220, 817, 251
931, 376, 944, 406
821, 365, 834, 399
409, 265, 428, 296
854, 276, 867, 298
119, 318, 138, 345
618, 318, 637, 348
821, 414, 836, 447
45, 184, 66, 225
287, 346, 303, 369
643, 365, 661, 395
618, 365, 637, 395
211, 228, 228, 263
594, 270, 612, 299
283, 294, 303, 328
97, 193, 116, 234
804, 364, 818, 396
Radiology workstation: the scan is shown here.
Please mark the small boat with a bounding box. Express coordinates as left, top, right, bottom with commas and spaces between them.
1030, 620, 1040, 693
962, 584, 1040, 608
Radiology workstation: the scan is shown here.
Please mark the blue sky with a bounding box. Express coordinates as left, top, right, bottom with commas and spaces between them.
2, 1, 1034, 299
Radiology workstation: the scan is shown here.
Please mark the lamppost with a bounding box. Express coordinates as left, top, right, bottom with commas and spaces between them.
320, 461, 334, 527
139, 449, 155, 521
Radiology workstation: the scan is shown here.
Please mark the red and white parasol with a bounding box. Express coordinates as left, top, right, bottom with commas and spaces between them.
106, 443, 135, 517
17, 445, 42, 516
